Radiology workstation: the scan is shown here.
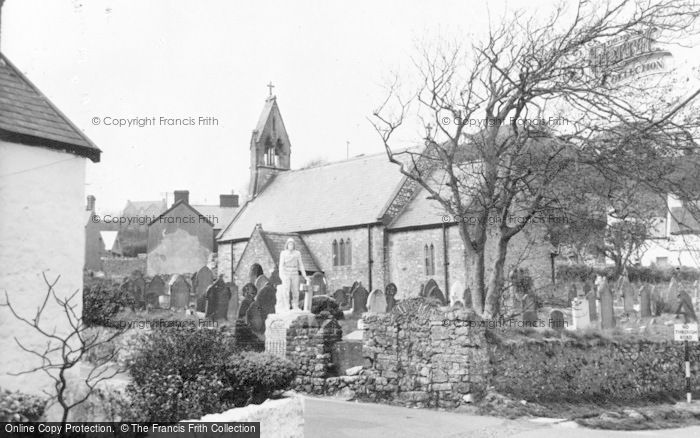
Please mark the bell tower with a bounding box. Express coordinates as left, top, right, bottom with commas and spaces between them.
249, 84, 291, 198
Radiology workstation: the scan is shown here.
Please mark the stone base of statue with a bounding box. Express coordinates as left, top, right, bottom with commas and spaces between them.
265, 309, 312, 358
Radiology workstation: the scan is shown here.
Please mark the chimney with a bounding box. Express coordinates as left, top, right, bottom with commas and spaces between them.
86, 195, 96, 211
173, 190, 189, 205
219, 193, 239, 208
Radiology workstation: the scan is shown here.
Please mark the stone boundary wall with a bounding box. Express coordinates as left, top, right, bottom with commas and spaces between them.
286, 314, 343, 393
101, 257, 147, 280
491, 338, 700, 402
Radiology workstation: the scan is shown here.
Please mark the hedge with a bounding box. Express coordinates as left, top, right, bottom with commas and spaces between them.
555, 264, 700, 283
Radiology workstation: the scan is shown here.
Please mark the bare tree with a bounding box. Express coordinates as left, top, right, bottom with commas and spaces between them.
0, 273, 126, 424
371, 0, 700, 317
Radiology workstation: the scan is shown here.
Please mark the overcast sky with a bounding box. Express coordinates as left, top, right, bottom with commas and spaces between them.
2, 0, 696, 212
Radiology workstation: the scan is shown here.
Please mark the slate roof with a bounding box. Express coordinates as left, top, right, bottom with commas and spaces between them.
0, 53, 100, 162
218, 152, 406, 241
261, 231, 320, 272
669, 206, 700, 234
191, 205, 239, 231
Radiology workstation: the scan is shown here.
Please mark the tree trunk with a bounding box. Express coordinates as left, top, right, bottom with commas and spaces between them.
483, 235, 509, 319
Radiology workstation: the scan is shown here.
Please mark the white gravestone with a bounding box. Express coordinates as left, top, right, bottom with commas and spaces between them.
572, 296, 591, 330
367, 289, 387, 314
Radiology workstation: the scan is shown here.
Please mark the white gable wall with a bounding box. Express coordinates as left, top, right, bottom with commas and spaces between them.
0, 140, 86, 393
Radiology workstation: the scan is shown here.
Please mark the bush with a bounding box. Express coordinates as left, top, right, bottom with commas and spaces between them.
127, 326, 295, 421
0, 388, 46, 422
555, 264, 700, 283
311, 296, 344, 320
83, 279, 135, 327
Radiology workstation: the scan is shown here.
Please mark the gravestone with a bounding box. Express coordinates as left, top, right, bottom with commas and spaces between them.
676, 290, 698, 323
269, 269, 282, 287
333, 289, 347, 308
585, 287, 598, 321
449, 281, 463, 306
239, 296, 253, 320
131, 274, 146, 305
619, 275, 635, 314
464, 288, 472, 309
367, 289, 387, 314
205, 279, 225, 318
549, 310, 566, 332
194, 266, 214, 299
246, 302, 265, 337
640, 284, 652, 318
256, 284, 277, 322
666, 277, 681, 310
215, 281, 232, 320
352, 285, 369, 315
146, 276, 165, 308
599, 277, 616, 329
567, 283, 578, 303
226, 282, 239, 321
385, 283, 397, 312
255, 274, 269, 293
522, 293, 537, 324
423, 279, 446, 305
583, 281, 592, 298
169, 275, 190, 310
571, 297, 591, 329
310, 272, 327, 296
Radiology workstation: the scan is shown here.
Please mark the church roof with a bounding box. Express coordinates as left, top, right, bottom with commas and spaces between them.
218, 152, 406, 241
0, 53, 100, 162
261, 231, 320, 272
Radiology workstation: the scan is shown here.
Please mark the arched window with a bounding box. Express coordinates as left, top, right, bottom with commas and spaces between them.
345, 238, 352, 265
430, 244, 436, 275
339, 239, 346, 266
332, 240, 338, 266
424, 244, 430, 275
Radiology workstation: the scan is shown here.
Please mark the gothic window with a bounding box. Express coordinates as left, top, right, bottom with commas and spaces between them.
339, 239, 346, 266
332, 240, 338, 266
264, 137, 274, 166
425, 243, 436, 276
345, 238, 352, 265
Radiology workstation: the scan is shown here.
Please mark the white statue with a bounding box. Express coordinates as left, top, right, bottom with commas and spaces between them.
278, 238, 309, 311
275, 284, 289, 313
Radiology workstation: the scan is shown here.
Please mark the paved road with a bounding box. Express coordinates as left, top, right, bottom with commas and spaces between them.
303, 397, 700, 438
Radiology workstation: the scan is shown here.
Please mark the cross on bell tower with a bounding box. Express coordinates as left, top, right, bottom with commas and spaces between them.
267, 81, 275, 97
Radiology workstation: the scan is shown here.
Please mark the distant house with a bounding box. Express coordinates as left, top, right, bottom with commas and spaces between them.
146, 190, 240, 276
0, 50, 100, 392
639, 195, 700, 268
118, 199, 166, 255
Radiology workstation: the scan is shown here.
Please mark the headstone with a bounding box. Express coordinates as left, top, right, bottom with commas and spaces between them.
567, 283, 577, 303
131, 275, 146, 304
333, 289, 347, 308
599, 276, 616, 329
667, 277, 681, 309
255, 274, 269, 293
246, 302, 265, 336
549, 310, 566, 331
352, 285, 369, 315
571, 297, 591, 329
194, 266, 214, 299
215, 281, 232, 320
169, 275, 190, 310
310, 272, 327, 296
449, 281, 464, 306
205, 279, 224, 318
522, 293, 537, 324
146, 276, 165, 308
585, 287, 598, 321
583, 281, 592, 298
226, 282, 239, 321
385, 283, 397, 312
676, 290, 698, 323
640, 284, 652, 318
423, 279, 446, 305
269, 269, 282, 287
367, 289, 387, 314
463, 288, 472, 309
620, 275, 635, 314
256, 284, 277, 322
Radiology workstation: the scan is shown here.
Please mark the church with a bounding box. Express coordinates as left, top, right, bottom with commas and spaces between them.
216, 93, 555, 300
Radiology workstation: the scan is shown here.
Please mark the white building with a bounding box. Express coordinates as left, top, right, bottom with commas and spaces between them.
0, 50, 100, 392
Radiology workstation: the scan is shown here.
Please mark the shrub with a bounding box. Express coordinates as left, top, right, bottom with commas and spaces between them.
127, 326, 294, 421
556, 264, 700, 283
0, 388, 46, 422
222, 352, 297, 405
83, 279, 135, 327
311, 296, 344, 320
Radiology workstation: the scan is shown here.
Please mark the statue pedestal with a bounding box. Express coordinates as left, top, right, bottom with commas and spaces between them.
265, 310, 312, 358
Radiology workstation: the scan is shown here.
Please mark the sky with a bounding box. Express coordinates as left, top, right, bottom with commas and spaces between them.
2, 0, 697, 212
